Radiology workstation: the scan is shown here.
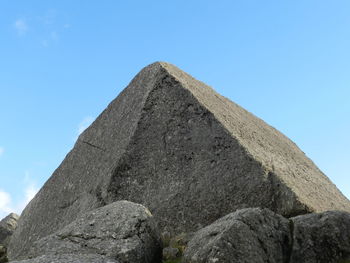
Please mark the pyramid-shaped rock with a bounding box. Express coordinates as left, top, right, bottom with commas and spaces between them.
9, 62, 350, 260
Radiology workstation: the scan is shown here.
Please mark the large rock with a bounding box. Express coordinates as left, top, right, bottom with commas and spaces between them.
0, 213, 19, 263
10, 254, 119, 263
183, 208, 292, 263
22, 201, 161, 263
9, 62, 350, 259
0, 213, 19, 246
290, 211, 350, 263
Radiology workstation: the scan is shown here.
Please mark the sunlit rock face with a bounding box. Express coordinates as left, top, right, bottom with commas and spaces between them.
8, 62, 350, 260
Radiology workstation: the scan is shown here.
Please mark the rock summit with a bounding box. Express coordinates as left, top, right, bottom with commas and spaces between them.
8, 62, 350, 260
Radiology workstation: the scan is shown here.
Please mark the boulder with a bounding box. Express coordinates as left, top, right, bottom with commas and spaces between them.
0, 245, 7, 263
0, 213, 19, 246
290, 211, 350, 263
0, 213, 19, 263
183, 208, 292, 263
9, 62, 350, 259
21, 201, 161, 263
10, 254, 118, 263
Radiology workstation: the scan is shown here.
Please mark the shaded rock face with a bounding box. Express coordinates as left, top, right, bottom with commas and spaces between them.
10, 254, 119, 263
0, 213, 19, 263
290, 211, 350, 263
22, 201, 161, 263
183, 208, 292, 263
0, 213, 19, 246
9, 62, 350, 259
184, 209, 350, 263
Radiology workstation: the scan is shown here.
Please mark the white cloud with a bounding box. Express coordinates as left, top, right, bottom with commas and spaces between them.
0, 147, 4, 157
17, 184, 39, 213
0, 190, 13, 218
78, 116, 94, 135
14, 19, 28, 36
0, 172, 39, 220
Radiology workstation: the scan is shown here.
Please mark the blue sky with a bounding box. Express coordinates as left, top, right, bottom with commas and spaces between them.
1, 1, 349, 219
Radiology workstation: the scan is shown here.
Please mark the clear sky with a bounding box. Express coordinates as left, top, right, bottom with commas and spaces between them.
1, 1, 349, 219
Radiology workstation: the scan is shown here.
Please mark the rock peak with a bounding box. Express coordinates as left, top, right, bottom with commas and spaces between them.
8, 62, 350, 260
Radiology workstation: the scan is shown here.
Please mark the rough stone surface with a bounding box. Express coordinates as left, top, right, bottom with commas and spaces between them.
290, 211, 350, 263
21, 201, 161, 263
162, 247, 180, 261
183, 208, 292, 263
0, 245, 7, 263
0, 213, 19, 246
0, 213, 19, 263
10, 254, 118, 263
9, 62, 350, 259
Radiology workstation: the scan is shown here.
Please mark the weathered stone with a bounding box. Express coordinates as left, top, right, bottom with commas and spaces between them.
0, 213, 19, 263
0, 213, 19, 246
23, 201, 161, 263
183, 208, 292, 263
9, 62, 350, 259
10, 254, 118, 263
0, 245, 7, 263
162, 247, 180, 261
290, 211, 350, 263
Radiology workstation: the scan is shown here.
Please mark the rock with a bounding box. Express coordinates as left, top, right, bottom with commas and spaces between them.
0, 245, 7, 263
21, 201, 161, 263
0, 213, 19, 246
162, 247, 180, 261
160, 231, 171, 246
9, 62, 350, 259
10, 254, 118, 263
183, 208, 292, 263
0, 213, 19, 263
290, 211, 350, 263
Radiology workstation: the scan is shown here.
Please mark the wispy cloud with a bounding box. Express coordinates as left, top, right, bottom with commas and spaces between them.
14, 19, 28, 36
78, 116, 95, 135
0, 190, 12, 217
17, 184, 39, 213
0, 172, 39, 220
0, 147, 4, 157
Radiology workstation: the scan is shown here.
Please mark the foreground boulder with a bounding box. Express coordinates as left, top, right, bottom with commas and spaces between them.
0, 213, 19, 263
20, 201, 161, 263
9, 62, 350, 259
184, 209, 350, 263
290, 211, 350, 262
0, 213, 19, 246
183, 208, 292, 263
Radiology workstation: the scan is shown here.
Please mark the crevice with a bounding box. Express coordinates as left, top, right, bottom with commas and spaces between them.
80, 140, 106, 152
286, 219, 295, 263
58, 196, 79, 209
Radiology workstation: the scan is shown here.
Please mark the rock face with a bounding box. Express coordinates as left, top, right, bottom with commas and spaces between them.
0, 213, 19, 263
21, 201, 161, 263
0, 213, 19, 247
8, 62, 350, 259
290, 211, 350, 263
183, 208, 292, 263
10, 254, 119, 263
184, 209, 350, 263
